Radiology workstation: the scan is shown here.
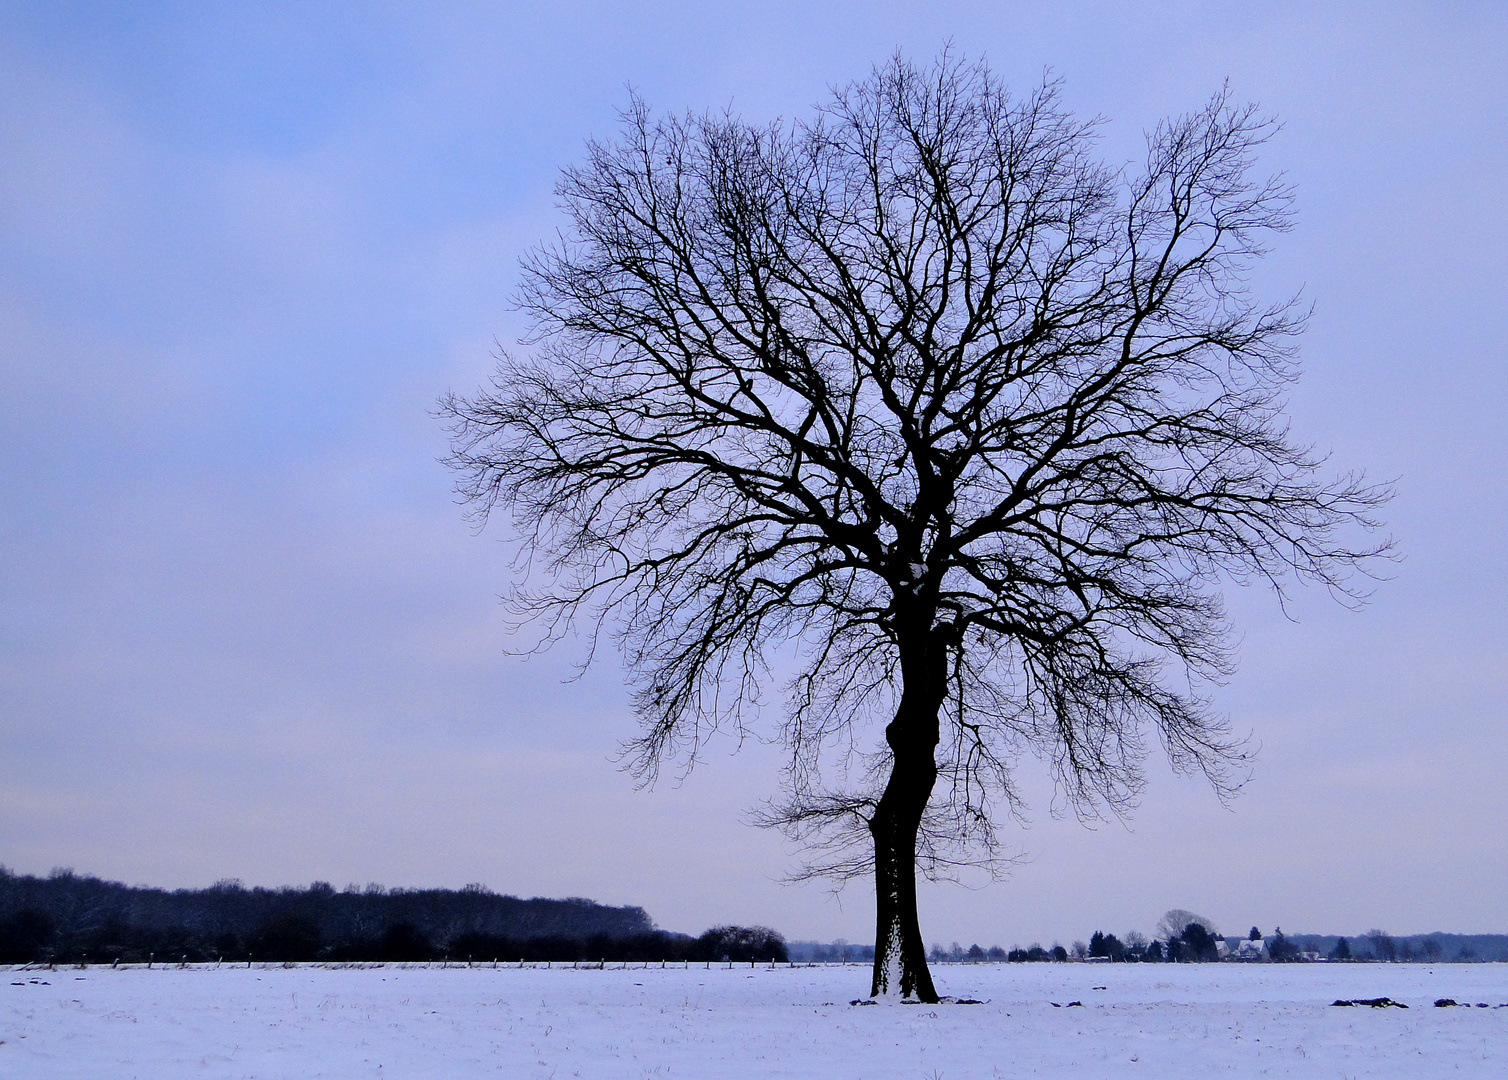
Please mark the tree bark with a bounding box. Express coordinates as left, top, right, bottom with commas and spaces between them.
868, 629, 946, 1001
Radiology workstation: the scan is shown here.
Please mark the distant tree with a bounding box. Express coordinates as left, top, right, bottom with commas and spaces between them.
1145, 939, 1164, 962
1330, 936, 1351, 961
1180, 922, 1220, 962
1089, 930, 1108, 958
1249, 926, 1262, 941
1267, 927, 1300, 962
966, 943, 986, 962
442, 51, 1390, 1001
1051, 944, 1069, 962
1420, 938, 1442, 962
1072, 941, 1089, 959
1365, 929, 1396, 963
825, 937, 853, 963
986, 945, 1006, 961
697, 925, 788, 963
1157, 910, 1219, 944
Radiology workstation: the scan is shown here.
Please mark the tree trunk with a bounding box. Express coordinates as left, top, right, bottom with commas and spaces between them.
868, 631, 946, 1002
868, 749, 939, 1000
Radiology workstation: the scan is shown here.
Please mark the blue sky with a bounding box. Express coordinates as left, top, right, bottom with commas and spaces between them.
2, 1, 1505, 947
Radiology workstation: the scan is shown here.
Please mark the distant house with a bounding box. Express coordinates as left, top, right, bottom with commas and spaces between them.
1233, 938, 1267, 961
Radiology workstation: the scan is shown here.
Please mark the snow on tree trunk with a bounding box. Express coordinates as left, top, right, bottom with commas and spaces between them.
868, 720, 940, 1003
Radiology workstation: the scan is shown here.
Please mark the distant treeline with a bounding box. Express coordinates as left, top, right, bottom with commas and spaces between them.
787, 940, 876, 963
0, 868, 786, 965
923, 928, 1508, 964
928, 942, 1069, 963
1283, 932, 1508, 963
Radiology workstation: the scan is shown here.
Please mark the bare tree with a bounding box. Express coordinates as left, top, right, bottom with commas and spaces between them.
1156, 909, 1220, 946
1366, 928, 1397, 963
443, 53, 1389, 1001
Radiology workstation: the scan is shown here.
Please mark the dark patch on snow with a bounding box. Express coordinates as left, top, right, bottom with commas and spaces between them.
849, 996, 986, 1006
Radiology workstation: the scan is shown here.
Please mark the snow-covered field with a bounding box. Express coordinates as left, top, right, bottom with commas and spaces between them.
5, 960, 1505, 1078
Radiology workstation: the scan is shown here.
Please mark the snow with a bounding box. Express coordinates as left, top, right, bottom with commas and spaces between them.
5, 960, 1506, 1078
877, 922, 903, 999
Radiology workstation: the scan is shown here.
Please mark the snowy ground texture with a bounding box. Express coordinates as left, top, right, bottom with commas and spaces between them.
5, 960, 1506, 1078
